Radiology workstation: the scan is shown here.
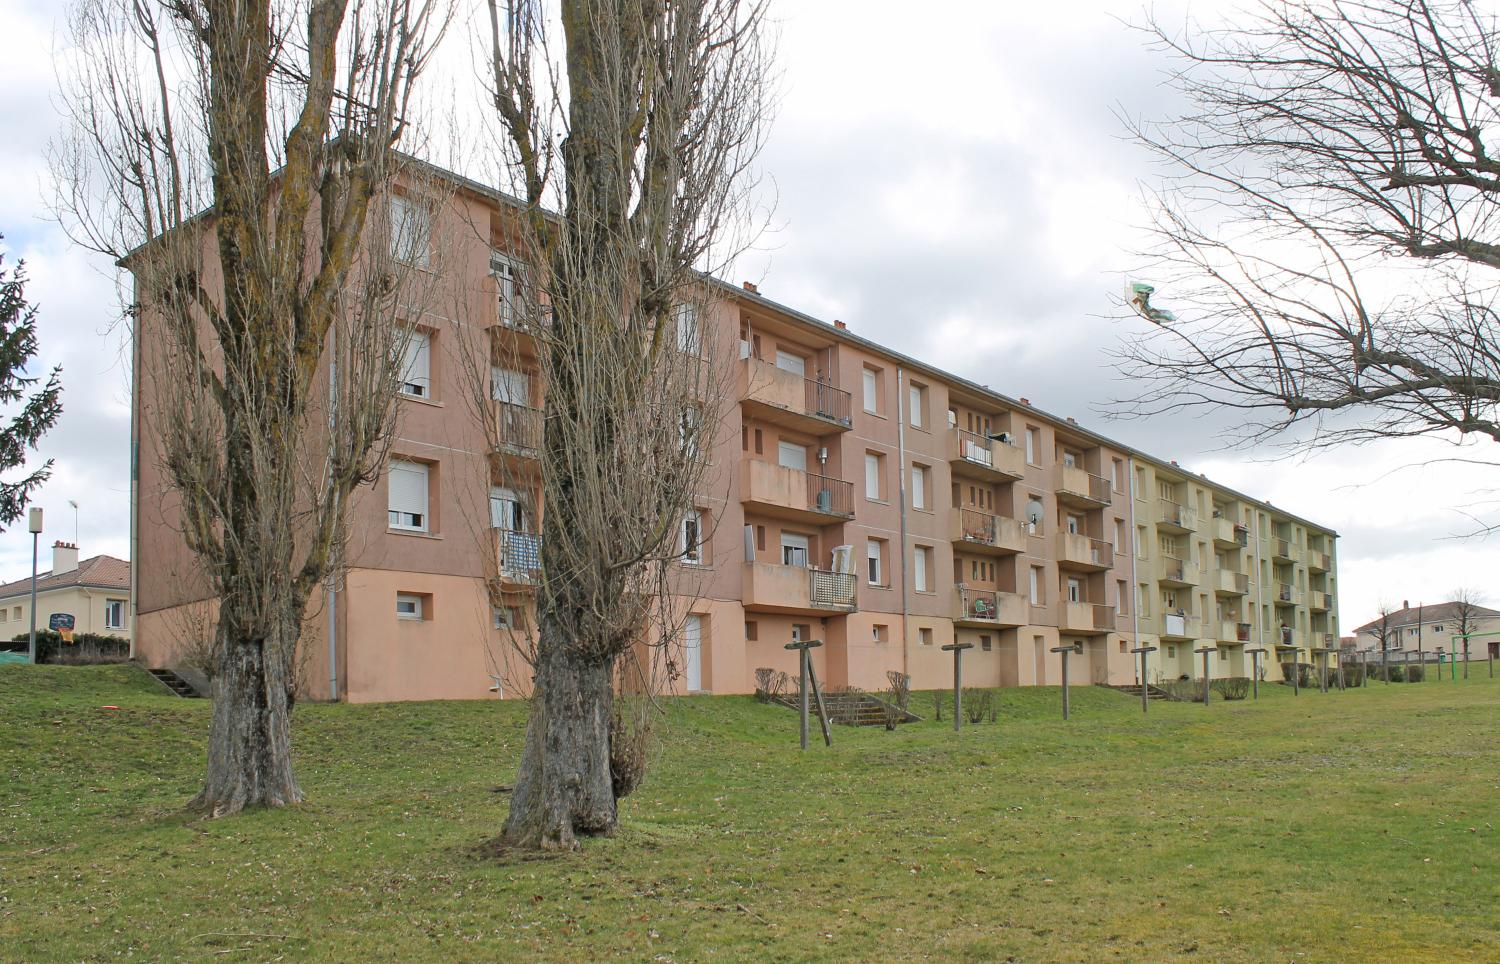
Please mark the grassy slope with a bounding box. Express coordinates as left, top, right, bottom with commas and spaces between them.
1, 666, 1497, 962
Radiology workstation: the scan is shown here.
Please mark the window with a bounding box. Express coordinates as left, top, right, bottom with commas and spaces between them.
396, 593, 424, 620
865, 452, 884, 500
490, 251, 520, 325
0, 609, 7, 622
1067, 577, 1082, 603
866, 539, 885, 586
862, 367, 880, 414
1029, 566, 1043, 604
490, 367, 530, 405
398, 329, 431, 398
1062, 450, 1078, 469
1433, 624, 1444, 633
1116, 580, 1128, 615
781, 533, 810, 568
104, 599, 126, 630
980, 634, 993, 652
911, 464, 930, 510
1066, 514, 1081, 535
1025, 427, 1040, 465
679, 405, 702, 459
1113, 458, 1124, 491
918, 627, 933, 647
778, 440, 807, 471
388, 460, 429, 532
774, 349, 806, 376
1025, 497, 1044, 533
872, 624, 889, 643
493, 605, 523, 629
675, 303, 701, 354
908, 382, 927, 429
1115, 519, 1125, 549
389, 194, 430, 267
1167, 645, 1177, 658
914, 545, 933, 592
489, 486, 525, 531
681, 510, 704, 564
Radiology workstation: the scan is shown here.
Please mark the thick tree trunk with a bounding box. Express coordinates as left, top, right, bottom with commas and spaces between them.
499, 622, 616, 850
191, 604, 301, 816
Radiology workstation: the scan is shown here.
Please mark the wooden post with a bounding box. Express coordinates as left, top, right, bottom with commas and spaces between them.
1277, 645, 1299, 695
807, 654, 832, 747
1245, 647, 1265, 699
941, 642, 975, 732
1195, 646, 1214, 706
784, 639, 825, 750
1051, 645, 1075, 720
1131, 645, 1158, 714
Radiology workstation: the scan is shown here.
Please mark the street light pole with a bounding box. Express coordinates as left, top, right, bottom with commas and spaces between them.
27, 507, 42, 664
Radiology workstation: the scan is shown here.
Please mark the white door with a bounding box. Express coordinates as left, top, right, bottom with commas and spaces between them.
775, 350, 806, 376
778, 441, 807, 471
781, 533, 810, 568
1067, 578, 1082, 603
683, 614, 703, 692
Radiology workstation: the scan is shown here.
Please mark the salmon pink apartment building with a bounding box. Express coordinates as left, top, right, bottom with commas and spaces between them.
130, 164, 1340, 702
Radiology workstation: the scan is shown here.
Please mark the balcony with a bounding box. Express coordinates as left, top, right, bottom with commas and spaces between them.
1211, 515, 1250, 548
1054, 464, 1112, 508
1307, 550, 1331, 572
1276, 582, 1302, 606
489, 402, 544, 479
1158, 499, 1197, 533
948, 428, 1025, 482
954, 588, 1027, 628
495, 528, 542, 587
1060, 600, 1115, 635
1056, 532, 1113, 572
742, 562, 856, 614
1273, 538, 1298, 563
740, 461, 855, 525
950, 508, 1026, 555
1157, 555, 1200, 587
738, 357, 852, 435
1308, 590, 1332, 611
1219, 620, 1252, 643
1161, 612, 1202, 640
1214, 569, 1250, 595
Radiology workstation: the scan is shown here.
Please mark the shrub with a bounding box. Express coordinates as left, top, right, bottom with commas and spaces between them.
753, 667, 775, 702
932, 690, 946, 722
882, 672, 912, 730
962, 687, 994, 724
609, 695, 655, 800
1160, 679, 1204, 702
1341, 662, 1365, 686
4, 630, 129, 665
1211, 676, 1250, 700
1387, 665, 1406, 683
1406, 664, 1425, 682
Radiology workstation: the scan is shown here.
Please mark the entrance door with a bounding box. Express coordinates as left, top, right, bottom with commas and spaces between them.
683, 614, 703, 692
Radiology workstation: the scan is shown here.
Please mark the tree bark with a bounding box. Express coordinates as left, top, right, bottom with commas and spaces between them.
192, 600, 302, 816
500, 622, 616, 850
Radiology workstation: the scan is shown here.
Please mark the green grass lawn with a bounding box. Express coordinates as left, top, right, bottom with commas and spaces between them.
2, 665, 1497, 962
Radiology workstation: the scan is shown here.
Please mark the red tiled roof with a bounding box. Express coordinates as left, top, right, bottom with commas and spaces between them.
0, 555, 131, 600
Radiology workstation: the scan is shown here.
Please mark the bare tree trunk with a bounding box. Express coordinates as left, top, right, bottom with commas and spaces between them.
502, 625, 615, 848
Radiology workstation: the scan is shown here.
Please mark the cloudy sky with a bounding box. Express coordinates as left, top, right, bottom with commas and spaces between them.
1, 0, 1496, 632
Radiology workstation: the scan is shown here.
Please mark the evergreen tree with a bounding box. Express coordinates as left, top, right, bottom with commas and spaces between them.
0, 234, 63, 528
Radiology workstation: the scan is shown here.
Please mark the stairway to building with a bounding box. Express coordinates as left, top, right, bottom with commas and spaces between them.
767, 688, 921, 727
146, 666, 204, 698
1099, 682, 1168, 701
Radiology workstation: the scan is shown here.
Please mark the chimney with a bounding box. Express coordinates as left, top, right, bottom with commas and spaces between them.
1019, 397, 1031, 406
1066, 416, 1076, 424
52, 541, 78, 575
833, 319, 847, 330
1402, 599, 1409, 610
741, 281, 758, 293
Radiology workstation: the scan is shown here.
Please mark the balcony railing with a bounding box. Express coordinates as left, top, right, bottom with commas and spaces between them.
1277, 582, 1295, 603
495, 401, 544, 453
1056, 464, 1113, 505
954, 428, 997, 468
805, 471, 855, 517
1162, 612, 1202, 639
1159, 499, 1196, 530
1057, 532, 1113, 570
958, 506, 997, 544
949, 428, 1026, 480
1274, 538, 1296, 561
1215, 569, 1250, 594
1093, 603, 1116, 631
805, 377, 852, 427
497, 528, 542, 582
809, 570, 856, 610
1308, 550, 1331, 571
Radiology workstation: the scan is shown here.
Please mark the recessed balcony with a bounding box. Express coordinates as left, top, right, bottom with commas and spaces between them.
1060, 601, 1115, 635
489, 401, 544, 479
1214, 569, 1250, 595
1273, 538, 1299, 563
1307, 550, 1331, 572
950, 508, 1026, 555
740, 460, 854, 525
1056, 532, 1113, 572
738, 357, 852, 435
1218, 620, 1252, 643
1158, 499, 1197, 533
1055, 464, 1113, 508
1211, 515, 1250, 548
948, 428, 1025, 482
1276, 582, 1302, 606
741, 562, 856, 614
954, 587, 1027, 628
1157, 555, 1200, 587
1308, 590, 1332, 611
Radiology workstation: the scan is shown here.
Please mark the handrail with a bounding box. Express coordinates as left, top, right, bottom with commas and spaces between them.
804, 471, 854, 517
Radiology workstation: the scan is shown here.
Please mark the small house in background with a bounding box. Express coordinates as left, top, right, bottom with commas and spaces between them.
0, 542, 131, 642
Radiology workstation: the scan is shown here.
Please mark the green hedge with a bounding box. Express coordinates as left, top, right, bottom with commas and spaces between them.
4, 630, 130, 664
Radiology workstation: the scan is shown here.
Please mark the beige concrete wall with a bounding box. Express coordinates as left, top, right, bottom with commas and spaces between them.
0, 586, 133, 641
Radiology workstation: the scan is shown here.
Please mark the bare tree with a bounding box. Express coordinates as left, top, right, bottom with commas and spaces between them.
483, 0, 772, 850
53, 0, 448, 814
1451, 586, 1486, 676
1119, 1, 1500, 472
1364, 603, 1398, 681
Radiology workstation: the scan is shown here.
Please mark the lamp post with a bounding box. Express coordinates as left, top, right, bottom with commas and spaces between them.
26, 506, 42, 664
1131, 644, 1157, 714
68, 499, 78, 545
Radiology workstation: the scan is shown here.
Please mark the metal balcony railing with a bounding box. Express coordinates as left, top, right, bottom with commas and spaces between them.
958, 507, 997, 545
804, 377, 852, 427
495, 401, 544, 452
1278, 583, 1294, 603
805, 472, 854, 517
959, 587, 1002, 622
809, 570, 856, 610
1237, 622, 1251, 642
1089, 473, 1113, 503
498, 528, 542, 580
1159, 499, 1195, 528
954, 428, 996, 468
